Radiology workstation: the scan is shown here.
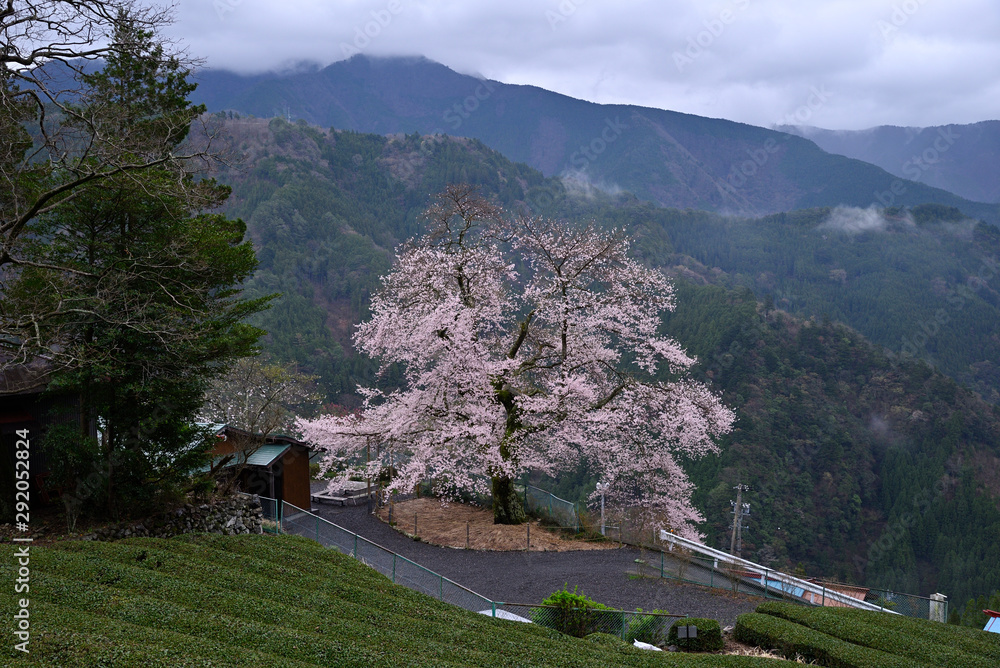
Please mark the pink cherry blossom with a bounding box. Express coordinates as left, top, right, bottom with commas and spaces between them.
297, 185, 734, 536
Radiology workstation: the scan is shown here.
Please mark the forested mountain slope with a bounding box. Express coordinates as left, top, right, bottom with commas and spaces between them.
190, 56, 1000, 222
616, 204, 1000, 403
659, 280, 1000, 609
200, 116, 1000, 611
780, 121, 1000, 205
206, 116, 1000, 404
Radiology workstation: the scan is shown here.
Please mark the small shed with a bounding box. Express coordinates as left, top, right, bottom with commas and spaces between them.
0, 360, 93, 506
983, 610, 1000, 633
204, 425, 312, 509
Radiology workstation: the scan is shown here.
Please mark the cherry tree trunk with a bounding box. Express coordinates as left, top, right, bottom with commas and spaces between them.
492, 475, 526, 525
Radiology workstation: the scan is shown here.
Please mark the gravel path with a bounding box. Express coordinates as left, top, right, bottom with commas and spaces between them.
310, 501, 760, 627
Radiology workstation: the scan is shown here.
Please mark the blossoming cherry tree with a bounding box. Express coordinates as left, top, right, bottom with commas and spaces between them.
298, 185, 734, 535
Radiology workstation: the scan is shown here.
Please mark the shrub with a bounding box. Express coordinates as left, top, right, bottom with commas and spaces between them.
532, 586, 620, 638
667, 617, 724, 652
624, 609, 672, 646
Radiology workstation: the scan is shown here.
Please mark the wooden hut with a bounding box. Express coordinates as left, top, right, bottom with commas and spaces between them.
204, 425, 313, 509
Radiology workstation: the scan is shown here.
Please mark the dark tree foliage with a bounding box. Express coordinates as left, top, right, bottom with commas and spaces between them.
950, 590, 1000, 628
1, 2, 218, 283
2, 17, 269, 519
656, 280, 1000, 613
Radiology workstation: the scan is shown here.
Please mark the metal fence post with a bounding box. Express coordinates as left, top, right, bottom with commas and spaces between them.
621, 610, 627, 640
392, 553, 396, 583
354, 533, 358, 558
439, 576, 443, 601
315, 516, 320, 542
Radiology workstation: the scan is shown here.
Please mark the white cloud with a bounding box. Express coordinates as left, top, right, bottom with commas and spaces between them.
819, 206, 899, 234
168, 0, 1000, 130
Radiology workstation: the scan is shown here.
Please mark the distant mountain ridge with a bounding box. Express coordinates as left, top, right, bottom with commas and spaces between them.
778, 121, 1000, 205
189, 55, 1000, 222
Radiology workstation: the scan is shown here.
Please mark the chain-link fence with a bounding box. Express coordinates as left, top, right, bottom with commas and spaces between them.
258, 495, 279, 534
260, 496, 708, 630
264, 497, 501, 615
518, 485, 943, 621
633, 547, 791, 600
524, 485, 582, 533
651, 541, 944, 620
859, 585, 935, 619
499, 604, 685, 643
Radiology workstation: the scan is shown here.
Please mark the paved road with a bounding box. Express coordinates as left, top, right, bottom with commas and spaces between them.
309, 501, 761, 627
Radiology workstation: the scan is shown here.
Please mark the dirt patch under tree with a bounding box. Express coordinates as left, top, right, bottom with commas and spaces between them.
377, 497, 621, 552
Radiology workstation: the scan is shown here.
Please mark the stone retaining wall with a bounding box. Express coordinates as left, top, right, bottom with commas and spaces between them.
85, 493, 264, 541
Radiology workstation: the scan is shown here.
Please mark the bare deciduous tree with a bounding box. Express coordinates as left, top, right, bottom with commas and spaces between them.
1, 2, 232, 372
201, 356, 321, 493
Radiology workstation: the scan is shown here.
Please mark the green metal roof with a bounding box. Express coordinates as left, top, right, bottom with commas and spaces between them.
245, 444, 291, 467
194, 443, 290, 474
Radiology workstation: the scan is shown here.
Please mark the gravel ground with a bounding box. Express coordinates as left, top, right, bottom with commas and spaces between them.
309, 500, 761, 627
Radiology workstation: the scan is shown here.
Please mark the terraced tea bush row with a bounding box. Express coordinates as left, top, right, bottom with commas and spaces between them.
754, 601, 998, 668
734, 612, 923, 668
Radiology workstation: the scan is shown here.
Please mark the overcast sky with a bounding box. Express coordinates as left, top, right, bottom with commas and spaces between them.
168, 0, 1000, 131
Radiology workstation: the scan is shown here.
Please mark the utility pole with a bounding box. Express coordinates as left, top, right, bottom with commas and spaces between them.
595, 482, 608, 536
730, 484, 750, 557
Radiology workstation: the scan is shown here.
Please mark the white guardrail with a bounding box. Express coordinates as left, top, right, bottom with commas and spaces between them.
659, 530, 899, 615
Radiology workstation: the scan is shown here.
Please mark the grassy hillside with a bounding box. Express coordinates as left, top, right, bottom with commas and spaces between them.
0, 534, 799, 666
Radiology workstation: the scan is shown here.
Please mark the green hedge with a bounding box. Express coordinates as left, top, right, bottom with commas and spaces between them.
668, 618, 724, 652
734, 612, 922, 668
754, 601, 1000, 667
